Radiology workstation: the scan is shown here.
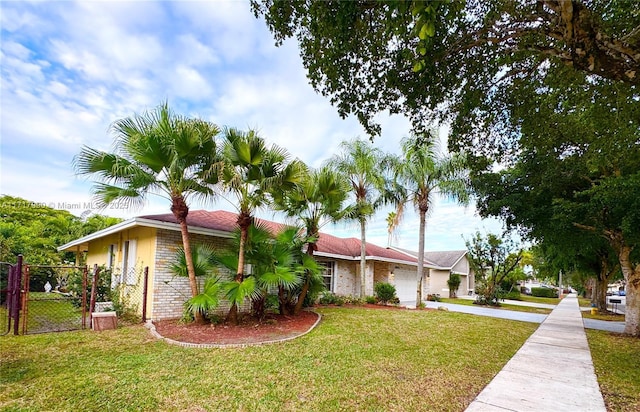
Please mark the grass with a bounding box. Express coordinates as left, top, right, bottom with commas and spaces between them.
439, 298, 552, 315
587, 330, 640, 411
517, 295, 561, 305
17, 292, 85, 334
582, 311, 625, 322
0, 307, 537, 411
578, 297, 592, 307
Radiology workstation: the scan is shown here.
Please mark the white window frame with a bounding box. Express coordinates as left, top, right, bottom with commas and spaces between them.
121, 239, 137, 285
319, 261, 335, 292
107, 244, 117, 269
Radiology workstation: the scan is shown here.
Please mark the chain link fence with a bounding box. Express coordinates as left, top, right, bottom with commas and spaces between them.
0, 262, 149, 335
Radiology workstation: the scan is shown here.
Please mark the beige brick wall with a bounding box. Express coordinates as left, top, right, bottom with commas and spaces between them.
152, 229, 250, 321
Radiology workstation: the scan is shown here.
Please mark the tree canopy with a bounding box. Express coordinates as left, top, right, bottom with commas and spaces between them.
0, 195, 122, 265
252, 0, 640, 141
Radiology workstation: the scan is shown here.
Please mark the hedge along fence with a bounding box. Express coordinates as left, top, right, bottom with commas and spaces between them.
531, 287, 559, 298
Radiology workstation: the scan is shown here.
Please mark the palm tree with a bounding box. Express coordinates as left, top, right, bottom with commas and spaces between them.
274, 165, 351, 313
220, 127, 305, 323
74, 102, 221, 323
393, 132, 469, 304
328, 139, 390, 298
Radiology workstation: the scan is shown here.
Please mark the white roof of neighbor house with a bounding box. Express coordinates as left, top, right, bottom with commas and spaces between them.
390, 247, 468, 271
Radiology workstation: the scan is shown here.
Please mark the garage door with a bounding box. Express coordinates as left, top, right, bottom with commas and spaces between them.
394, 268, 418, 302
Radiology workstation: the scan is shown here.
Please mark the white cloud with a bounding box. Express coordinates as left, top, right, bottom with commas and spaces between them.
0, 0, 505, 252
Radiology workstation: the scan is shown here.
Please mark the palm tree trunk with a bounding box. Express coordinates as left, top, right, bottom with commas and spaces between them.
416, 210, 426, 304
360, 218, 367, 298
227, 212, 252, 325
172, 197, 204, 324
294, 243, 316, 315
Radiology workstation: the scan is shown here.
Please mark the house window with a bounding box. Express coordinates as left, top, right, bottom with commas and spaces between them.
107, 244, 116, 269
319, 261, 334, 292
121, 239, 137, 285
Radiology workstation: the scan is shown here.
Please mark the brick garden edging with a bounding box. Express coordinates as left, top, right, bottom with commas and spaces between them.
145, 310, 322, 349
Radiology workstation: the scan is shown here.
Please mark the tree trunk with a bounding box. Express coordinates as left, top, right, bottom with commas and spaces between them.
171, 196, 204, 324
226, 303, 238, 325
294, 242, 316, 315
359, 218, 367, 298
416, 209, 426, 304
592, 276, 608, 312
227, 212, 252, 325
618, 244, 640, 336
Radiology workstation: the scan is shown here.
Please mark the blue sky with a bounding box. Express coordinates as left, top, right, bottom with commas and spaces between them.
0, 1, 502, 251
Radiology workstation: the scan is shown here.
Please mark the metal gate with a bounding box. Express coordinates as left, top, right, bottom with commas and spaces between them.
1, 255, 23, 336
1, 258, 149, 336
21, 264, 89, 334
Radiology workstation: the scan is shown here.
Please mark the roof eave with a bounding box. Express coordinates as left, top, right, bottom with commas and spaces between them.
58, 217, 234, 252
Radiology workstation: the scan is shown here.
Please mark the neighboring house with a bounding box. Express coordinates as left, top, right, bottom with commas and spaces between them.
391, 248, 475, 298
58, 210, 473, 320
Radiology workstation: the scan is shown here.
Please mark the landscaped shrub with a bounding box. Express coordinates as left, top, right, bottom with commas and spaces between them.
531, 287, 558, 298
374, 282, 397, 304
343, 295, 364, 305
504, 290, 522, 300
447, 273, 461, 298
318, 292, 345, 305
427, 294, 441, 302
365, 295, 377, 304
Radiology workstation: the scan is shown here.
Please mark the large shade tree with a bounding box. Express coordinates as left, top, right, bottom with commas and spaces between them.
219, 127, 305, 323
252, 0, 640, 141
327, 139, 390, 298
274, 165, 351, 313
74, 103, 221, 323
472, 67, 640, 335
392, 133, 469, 303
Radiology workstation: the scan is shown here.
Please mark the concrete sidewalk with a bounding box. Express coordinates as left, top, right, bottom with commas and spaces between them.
465, 294, 606, 412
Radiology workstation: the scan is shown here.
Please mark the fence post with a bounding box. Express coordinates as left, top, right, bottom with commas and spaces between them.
142, 267, 149, 323
6, 262, 16, 334
20, 263, 29, 335
81, 266, 88, 329
89, 264, 100, 329
11, 255, 22, 335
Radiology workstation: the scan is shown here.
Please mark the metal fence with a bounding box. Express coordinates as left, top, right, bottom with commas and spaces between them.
0, 256, 149, 336
21, 265, 89, 334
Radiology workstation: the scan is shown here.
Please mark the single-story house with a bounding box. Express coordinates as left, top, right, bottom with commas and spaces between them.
391, 248, 475, 298
58, 210, 474, 320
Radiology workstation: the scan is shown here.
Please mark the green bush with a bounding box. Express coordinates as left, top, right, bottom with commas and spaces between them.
531, 287, 558, 298
343, 295, 364, 305
365, 295, 377, 304
319, 292, 345, 305
427, 294, 441, 302
504, 290, 522, 300
374, 282, 397, 304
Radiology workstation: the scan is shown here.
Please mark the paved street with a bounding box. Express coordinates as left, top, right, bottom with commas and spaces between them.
401, 298, 625, 333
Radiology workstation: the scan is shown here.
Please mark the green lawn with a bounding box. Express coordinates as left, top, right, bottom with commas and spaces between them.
587, 330, 640, 411
439, 298, 553, 315
517, 295, 561, 305
1, 307, 536, 411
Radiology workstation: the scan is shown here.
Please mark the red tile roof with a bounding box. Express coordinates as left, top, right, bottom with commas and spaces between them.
139, 210, 289, 236
140, 210, 418, 264
315, 232, 418, 263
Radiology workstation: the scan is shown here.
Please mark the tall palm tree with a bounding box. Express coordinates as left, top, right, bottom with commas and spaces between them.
328, 139, 390, 298
394, 132, 469, 304
220, 127, 305, 323
274, 165, 351, 313
74, 102, 221, 323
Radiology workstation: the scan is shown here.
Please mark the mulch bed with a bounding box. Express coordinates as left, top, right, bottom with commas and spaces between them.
153, 310, 320, 345
152, 304, 423, 345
